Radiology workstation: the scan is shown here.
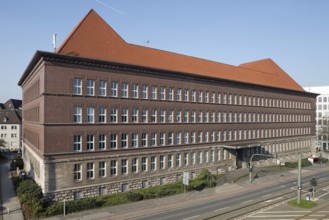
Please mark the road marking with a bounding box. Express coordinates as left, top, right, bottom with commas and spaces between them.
183, 215, 200, 220
241, 199, 253, 204
264, 197, 283, 203
262, 193, 272, 198
318, 191, 329, 199
214, 207, 229, 212
280, 185, 286, 188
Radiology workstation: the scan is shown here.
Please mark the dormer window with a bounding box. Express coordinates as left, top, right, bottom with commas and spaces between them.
2, 117, 7, 122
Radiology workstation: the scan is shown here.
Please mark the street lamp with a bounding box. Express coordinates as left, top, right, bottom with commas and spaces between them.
249, 153, 274, 183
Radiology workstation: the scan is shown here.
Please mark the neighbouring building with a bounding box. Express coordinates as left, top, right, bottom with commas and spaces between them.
304, 86, 329, 150
0, 99, 22, 151
18, 10, 317, 201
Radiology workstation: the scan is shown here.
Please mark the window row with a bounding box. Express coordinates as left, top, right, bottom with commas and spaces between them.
73, 149, 230, 181
72, 127, 312, 151
73, 78, 311, 109
73, 107, 312, 124
0, 125, 18, 130
0, 133, 18, 138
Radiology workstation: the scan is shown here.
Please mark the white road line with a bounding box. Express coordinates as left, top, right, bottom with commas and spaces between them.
280, 185, 286, 188
183, 215, 200, 220
262, 211, 310, 213
262, 193, 272, 198
318, 191, 329, 199
264, 197, 283, 203
241, 199, 253, 204
214, 206, 229, 212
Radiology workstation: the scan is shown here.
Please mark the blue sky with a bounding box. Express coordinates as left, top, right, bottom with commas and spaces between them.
1, 0, 329, 102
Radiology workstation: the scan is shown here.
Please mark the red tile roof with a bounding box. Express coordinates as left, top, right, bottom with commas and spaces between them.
57, 9, 304, 92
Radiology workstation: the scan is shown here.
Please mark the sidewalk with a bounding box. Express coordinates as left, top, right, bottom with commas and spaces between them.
44, 164, 329, 220
0, 155, 24, 220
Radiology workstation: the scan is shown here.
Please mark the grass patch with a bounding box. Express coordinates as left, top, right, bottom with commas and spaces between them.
288, 199, 317, 209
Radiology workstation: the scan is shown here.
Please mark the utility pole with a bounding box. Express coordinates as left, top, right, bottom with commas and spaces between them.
297, 154, 302, 205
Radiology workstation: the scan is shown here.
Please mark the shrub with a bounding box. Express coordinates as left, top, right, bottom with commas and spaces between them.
189, 179, 206, 191
127, 191, 144, 201
285, 158, 312, 168
156, 189, 176, 197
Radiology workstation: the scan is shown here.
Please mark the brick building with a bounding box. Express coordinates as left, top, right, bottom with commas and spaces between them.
18, 10, 317, 201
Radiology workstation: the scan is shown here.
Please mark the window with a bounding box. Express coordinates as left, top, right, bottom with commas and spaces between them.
211, 112, 215, 123
176, 88, 182, 101
99, 134, 106, 150
74, 107, 82, 123
211, 150, 214, 162
197, 151, 202, 164
160, 132, 165, 145
211, 92, 215, 103
110, 81, 118, 97
216, 93, 221, 103
142, 84, 148, 99
11, 125, 17, 130
198, 90, 203, 102
168, 110, 174, 123
110, 160, 117, 176
99, 161, 106, 178
191, 131, 196, 143
151, 86, 157, 100
184, 131, 189, 144
132, 83, 138, 98
142, 109, 148, 123
121, 159, 127, 175
87, 135, 94, 151
132, 108, 138, 123
111, 108, 117, 123
132, 158, 138, 173
205, 91, 209, 103
110, 134, 117, 149
121, 108, 128, 123
168, 132, 173, 145
184, 110, 189, 122
121, 133, 128, 148
122, 82, 128, 98
184, 89, 189, 101
192, 90, 196, 102
176, 154, 181, 167
198, 131, 202, 143
168, 87, 173, 101
151, 156, 156, 171
198, 111, 203, 122
74, 78, 82, 95
191, 111, 196, 123
204, 151, 209, 163
168, 154, 173, 168
99, 107, 106, 123
205, 112, 209, 122
160, 155, 164, 169
141, 157, 147, 172
87, 107, 94, 123
160, 110, 165, 123
160, 87, 166, 100
99, 80, 106, 96
132, 133, 138, 147
73, 135, 81, 151
191, 152, 195, 165
151, 109, 157, 123
176, 132, 181, 144
86, 162, 94, 179
87, 79, 95, 96
151, 133, 157, 146
74, 164, 82, 181
176, 110, 181, 122
217, 112, 221, 123
142, 133, 147, 147
184, 153, 188, 166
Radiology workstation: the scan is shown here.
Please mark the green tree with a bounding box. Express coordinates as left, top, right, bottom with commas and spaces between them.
0, 139, 6, 147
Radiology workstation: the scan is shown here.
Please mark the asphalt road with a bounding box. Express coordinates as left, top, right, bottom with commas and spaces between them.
133, 169, 329, 220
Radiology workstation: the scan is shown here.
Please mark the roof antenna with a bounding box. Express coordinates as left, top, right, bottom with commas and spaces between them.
52, 34, 57, 52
